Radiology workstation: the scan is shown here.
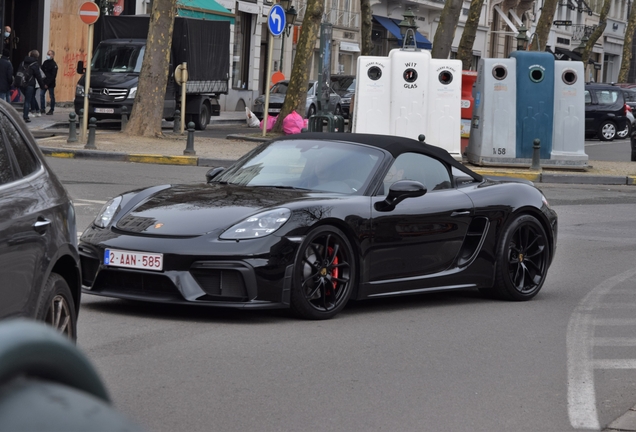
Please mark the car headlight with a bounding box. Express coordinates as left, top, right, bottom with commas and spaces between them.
94, 196, 122, 228
127, 87, 137, 99
76, 84, 85, 97
341, 97, 351, 104
220, 208, 291, 240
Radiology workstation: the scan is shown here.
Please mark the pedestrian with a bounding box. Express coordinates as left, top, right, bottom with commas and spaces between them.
3, 26, 11, 52
0, 48, 12, 103
20, 49, 46, 123
41, 49, 57, 115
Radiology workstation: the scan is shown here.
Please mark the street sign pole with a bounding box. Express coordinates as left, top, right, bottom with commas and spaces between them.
82, 23, 94, 144
79, 1, 100, 144
263, 4, 285, 137
263, 34, 275, 138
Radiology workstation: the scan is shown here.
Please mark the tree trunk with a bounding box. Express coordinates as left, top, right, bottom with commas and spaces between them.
271, 0, 323, 132
531, 0, 559, 50
360, 0, 373, 56
618, 3, 636, 82
456, 0, 485, 70
581, 0, 611, 63
124, 0, 176, 137
432, 0, 463, 59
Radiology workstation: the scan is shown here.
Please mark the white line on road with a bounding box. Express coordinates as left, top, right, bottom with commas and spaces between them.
593, 318, 636, 326
594, 337, 636, 346
567, 267, 636, 430
593, 359, 636, 369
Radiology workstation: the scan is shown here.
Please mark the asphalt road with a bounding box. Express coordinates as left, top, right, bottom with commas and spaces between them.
584, 137, 632, 162
48, 157, 636, 432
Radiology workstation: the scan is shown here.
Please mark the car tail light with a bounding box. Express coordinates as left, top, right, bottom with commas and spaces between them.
626, 104, 632, 114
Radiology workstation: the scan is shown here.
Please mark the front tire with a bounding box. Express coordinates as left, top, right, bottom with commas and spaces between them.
598, 121, 617, 141
492, 215, 549, 301
37, 273, 77, 341
290, 226, 356, 319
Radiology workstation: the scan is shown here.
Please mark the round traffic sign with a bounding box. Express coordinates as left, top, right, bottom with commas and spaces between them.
268, 4, 286, 37
79, 2, 100, 25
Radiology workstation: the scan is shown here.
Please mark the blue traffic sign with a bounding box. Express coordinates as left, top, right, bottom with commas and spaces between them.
268, 4, 286, 36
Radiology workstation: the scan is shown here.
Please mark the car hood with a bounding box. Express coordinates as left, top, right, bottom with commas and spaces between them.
77, 72, 139, 88
114, 183, 325, 236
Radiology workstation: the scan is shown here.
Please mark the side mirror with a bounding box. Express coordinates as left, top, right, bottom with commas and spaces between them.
206, 167, 225, 182
76, 61, 86, 74
374, 180, 426, 212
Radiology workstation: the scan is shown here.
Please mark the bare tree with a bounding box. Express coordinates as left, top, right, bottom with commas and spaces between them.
580, 0, 611, 63
271, 0, 324, 132
360, 0, 373, 55
432, 0, 463, 59
531, 0, 559, 50
456, 0, 485, 69
618, 3, 636, 82
124, 0, 177, 137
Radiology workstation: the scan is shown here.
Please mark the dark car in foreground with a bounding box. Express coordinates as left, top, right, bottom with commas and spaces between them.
79, 133, 557, 320
585, 83, 629, 141
0, 100, 81, 338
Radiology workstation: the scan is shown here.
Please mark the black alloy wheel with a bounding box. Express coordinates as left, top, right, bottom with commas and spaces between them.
291, 226, 356, 319
37, 273, 77, 341
492, 215, 549, 301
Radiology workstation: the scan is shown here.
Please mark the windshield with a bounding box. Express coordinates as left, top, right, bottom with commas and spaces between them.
214, 140, 384, 194
92, 44, 145, 73
270, 82, 314, 95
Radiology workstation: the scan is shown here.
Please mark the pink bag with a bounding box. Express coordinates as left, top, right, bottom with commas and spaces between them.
260, 115, 277, 132
282, 111, 305, 135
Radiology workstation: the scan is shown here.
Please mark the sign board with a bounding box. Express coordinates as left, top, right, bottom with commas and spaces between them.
553, 20, 572, 26
268, 4, 285, 36
79, 2, 100, 25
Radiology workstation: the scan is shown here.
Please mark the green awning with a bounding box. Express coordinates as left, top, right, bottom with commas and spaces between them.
178, 0, 235, 24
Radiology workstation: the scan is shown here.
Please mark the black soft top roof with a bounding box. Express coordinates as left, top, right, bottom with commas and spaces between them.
277, 132, 483, 182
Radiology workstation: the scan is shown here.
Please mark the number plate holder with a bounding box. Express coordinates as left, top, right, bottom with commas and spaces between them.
104, 249, 164, 271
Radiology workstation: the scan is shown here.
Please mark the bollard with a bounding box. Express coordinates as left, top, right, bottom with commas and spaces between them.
85, 117, 97, 149
67, 112, 78, 143
121, 106, 128, 131
78, 108, 84, 128
531, 139, 542, 172
184, 121, 196, 155
173, 110, 181, 134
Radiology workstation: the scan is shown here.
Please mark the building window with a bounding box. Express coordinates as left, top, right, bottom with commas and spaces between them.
232, 13, 253, 89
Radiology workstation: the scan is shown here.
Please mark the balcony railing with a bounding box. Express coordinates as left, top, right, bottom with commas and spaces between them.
294, 1, 360, 29
571, 24, 597, 40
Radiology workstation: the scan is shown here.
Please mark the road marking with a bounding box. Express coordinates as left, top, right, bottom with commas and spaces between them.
594, 337, 636, 346
567, 267, 636, 430
593, 318, 636, 325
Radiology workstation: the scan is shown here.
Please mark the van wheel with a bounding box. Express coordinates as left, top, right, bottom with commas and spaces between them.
598, 121, 617, 141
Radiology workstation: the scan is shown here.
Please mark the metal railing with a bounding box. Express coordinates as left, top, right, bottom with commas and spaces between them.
571, 24, 597, 40
293, 1, 359, 29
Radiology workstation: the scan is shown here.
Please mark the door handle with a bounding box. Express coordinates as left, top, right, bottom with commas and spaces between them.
451, 210, 471, 217
33, 218, 51, 234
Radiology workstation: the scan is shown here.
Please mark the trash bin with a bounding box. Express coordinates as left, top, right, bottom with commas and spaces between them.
551, 60, 587, 162
427, 59, 462, 156
351, 56, 392, 134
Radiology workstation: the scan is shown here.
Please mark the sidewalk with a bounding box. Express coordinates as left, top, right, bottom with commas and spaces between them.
24, 105, 636, 185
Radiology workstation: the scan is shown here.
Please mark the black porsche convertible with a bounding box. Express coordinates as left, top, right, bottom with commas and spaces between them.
79, 133, 558, 320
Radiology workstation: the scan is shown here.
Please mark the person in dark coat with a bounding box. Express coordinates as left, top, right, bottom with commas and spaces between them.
41, 49, 57, 114
21, 50, 46, 123
0, 48, 12, 103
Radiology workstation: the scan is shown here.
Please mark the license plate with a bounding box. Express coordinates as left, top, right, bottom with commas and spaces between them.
95, 108, 115, 114
104, 249, 163, 271
270, 108, 281, 113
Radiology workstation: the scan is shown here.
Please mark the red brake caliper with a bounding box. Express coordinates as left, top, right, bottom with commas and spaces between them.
328, 246, 338, 294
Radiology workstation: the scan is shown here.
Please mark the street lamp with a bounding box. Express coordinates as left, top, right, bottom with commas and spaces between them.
284, 5, 297, 36
278, 0, 297, 75
516, 25, 529, 51
398, 8, 418, 50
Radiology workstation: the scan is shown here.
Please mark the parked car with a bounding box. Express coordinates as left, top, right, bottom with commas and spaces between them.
585, 83, 629, 141
330, 75, 356, 119
0, 100, 81, 339
78, 132, 557, 320
252, 80, 341, 120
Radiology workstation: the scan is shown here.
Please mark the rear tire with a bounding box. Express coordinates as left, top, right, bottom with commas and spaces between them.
192, 103, 210, 130
617, 122, 631, 139
491, 215, 549, 301
598, 121, 617, 141
36, 273, 77, 341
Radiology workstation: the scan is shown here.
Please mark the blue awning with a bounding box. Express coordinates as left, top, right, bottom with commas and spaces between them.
373, 15, 432, 50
